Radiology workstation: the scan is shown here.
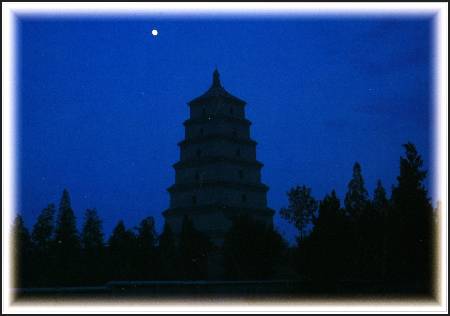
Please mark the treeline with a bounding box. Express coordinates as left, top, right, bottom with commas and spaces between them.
12, 193, 285, 287
13, 194, 212, 287
281, 143, 436, 293
12, 142, 436, 294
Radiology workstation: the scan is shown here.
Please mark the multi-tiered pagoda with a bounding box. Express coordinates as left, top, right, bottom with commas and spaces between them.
163, 70, 274, 245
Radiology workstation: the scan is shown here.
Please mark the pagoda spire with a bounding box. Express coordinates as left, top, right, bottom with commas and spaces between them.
212, 68, 221, 88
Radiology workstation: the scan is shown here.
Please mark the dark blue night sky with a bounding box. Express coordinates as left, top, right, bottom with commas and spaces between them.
17, 15, 435, 244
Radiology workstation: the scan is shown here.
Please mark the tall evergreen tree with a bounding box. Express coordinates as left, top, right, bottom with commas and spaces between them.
373, 180, 389, 213
135, 216, 157, 279
302, 191, 349, 282
12, 215, 32, 288
81, 209, 104, 251
31, 204, 56, 286
344, 162, 369, 220
158, 222, 179, 280
372, 180, 389, 280
81, 208, 105, 284
356, 180, 388, 280
108, 220, 137, 280
54, 189, 81, 285
389, 143, 433, 290
280, 185, 318, 242
32, 204, 56, 251
343, 163, 370, 278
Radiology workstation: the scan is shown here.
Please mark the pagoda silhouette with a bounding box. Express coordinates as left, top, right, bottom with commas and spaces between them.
163, 69, 274, 245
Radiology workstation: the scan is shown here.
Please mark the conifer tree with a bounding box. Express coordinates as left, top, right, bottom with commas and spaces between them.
108, 220, 137, 280
372, 180, 389, 280
81, 208, 104, 251
389, 143, 433, 289
32, 204, 56, 251
31, 204, 56, 286
158, 222, 179, 280
12, 215, 32, 287
343, 163, 370, 278
135, 216, 157, 279
303, 191, 349, 281
373, 180, 389, 213
344, 162, 369, 220
54, 189, 81, 285
81, 208, 105, 284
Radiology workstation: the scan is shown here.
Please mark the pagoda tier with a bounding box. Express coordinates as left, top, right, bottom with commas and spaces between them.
163, 69, 274, 245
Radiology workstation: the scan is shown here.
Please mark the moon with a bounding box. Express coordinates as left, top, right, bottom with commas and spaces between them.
151, 29, 158, 36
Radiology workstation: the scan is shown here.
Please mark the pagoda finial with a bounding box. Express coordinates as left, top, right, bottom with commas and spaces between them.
212, 68, 221, 87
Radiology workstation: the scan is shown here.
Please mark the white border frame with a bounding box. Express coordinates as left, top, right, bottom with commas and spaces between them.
2, 2, 448, 314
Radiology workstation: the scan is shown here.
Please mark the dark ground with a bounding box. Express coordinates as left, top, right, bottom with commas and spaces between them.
13, 280, 437, 304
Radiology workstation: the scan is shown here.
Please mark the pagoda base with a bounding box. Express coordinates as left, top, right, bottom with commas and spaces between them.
163, 204, 274, 246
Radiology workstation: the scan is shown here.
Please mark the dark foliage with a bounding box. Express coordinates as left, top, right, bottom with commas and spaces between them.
12, 143, 436, 293
12, 215, 33, 287
344, 162, 369, 220
107, 220, 137, 280
223, 214, 286, 280
135, 216, 158, 280
31, 204, 56, 286
387, 143, 434, 291
286, 143, 435, 295
158, 222, 179, 280
280, 185, 317, 242
298, 190, 351, 283
81, 208, 106, 285
53, 189, 81, 285
178, 216, 213, 280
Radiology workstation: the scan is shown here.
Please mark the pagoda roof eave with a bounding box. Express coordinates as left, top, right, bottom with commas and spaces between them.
188, 93, 246, 106
167, 181, 269, 193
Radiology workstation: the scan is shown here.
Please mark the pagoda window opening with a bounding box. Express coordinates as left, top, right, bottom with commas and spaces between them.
232, 129, 237, 138
196, 149, 202, 157
236, 148, 241, 157
202, 108, 206, 117
230, 107, 234, 116
242, 194, 247, 203
238, 170, 244, 180
195, 171, 200, 182
192, 195, 197, 205
200, 128, 204, 136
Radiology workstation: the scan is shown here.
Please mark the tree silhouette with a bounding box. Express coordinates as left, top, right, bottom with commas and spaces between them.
343, 162, 371, 277
223, 214, 285, 280
373, 180, 389, 212
158, 222, 179, 280
32, 204, 56, 250
372, 180, 390, 279
388, 143, 433, 291
31, 204, 56, 286
280, 185, 318, 242
356, 181, 386, 280
81, 208, 105, 284
300, 190, 349, 282
344, 162, 369, 220
54, 189, 81, 285
12, 215, 32, 288
135, 216, 157, 280
108, 220, 137, 280
179, 216, 212, 280
12, 142, 436, 292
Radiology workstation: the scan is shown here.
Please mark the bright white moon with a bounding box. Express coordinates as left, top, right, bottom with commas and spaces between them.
152, 29, 158, 36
